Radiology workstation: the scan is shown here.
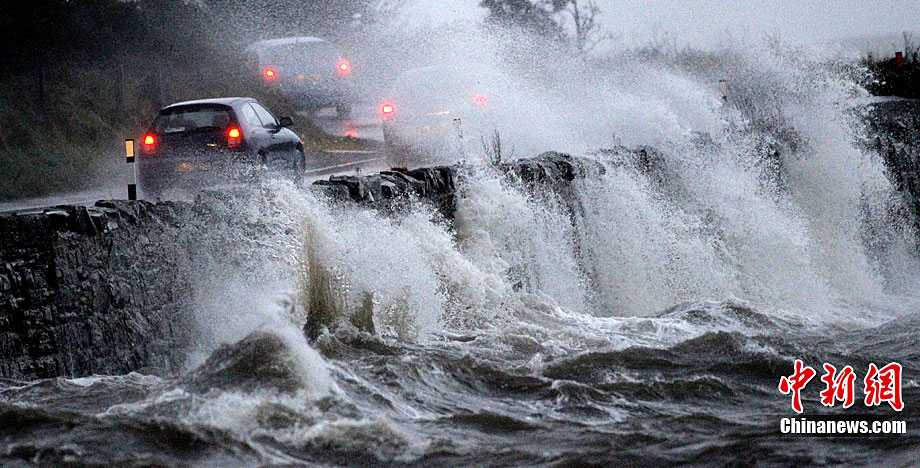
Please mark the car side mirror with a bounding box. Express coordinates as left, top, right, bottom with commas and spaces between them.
279, 116, 293, 128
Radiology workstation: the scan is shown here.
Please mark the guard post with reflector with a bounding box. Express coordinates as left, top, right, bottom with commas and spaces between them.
718, 79, 728, 101
125, 139, 137, 200
452, 118, 465, 162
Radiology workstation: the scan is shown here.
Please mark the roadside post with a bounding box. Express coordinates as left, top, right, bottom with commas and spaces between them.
453, 118, 464, 163
125, 139, 137, 200
719, 79, 728, 101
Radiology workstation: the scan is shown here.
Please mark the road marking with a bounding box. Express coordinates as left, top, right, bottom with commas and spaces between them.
0, 207, 52, 215
304, 157, 385, 174
321, 149, 379, 154
1, 159, 387, 213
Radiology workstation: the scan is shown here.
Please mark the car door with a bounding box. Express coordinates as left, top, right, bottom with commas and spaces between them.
238, 102, 272, 164
251, 102, 300, 171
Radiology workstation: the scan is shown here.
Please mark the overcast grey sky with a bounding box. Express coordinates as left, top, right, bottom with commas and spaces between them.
594, 0, 919, 48
397, 0, 918, 52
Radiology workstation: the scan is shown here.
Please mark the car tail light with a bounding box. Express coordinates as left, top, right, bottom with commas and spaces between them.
142, 134, 156, 153
228, 127, 242, 148
264, 68, 276, 81
473, 93, 488, 105
380, 102, 396, 118
337, 60, 351, 76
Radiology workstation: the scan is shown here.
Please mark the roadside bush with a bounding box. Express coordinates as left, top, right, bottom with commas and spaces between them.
861, 33, 920, 99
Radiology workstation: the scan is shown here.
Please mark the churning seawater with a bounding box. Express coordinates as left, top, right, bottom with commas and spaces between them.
3, 41, 920, 467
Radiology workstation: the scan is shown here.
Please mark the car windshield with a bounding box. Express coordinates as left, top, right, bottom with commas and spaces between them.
391, 67, 506, 113
261, 42, 339, 70
152, 105, 231, 135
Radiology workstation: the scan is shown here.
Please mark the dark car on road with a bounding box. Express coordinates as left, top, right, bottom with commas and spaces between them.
138, 97, 305, 197
245, 37, 355, 118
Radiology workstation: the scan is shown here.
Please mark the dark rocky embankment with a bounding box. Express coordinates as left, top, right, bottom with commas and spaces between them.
866, 100, 920, 224
0, 201, 194, 379
0, 153, 601, 380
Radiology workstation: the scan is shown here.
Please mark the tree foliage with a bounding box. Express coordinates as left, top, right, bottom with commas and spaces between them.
0, 0, 377, 77
480, 0, 565, 39
480, 0, 611, 52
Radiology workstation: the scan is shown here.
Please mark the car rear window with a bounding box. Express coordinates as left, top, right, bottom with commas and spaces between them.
261, 42, 340, 69
152, 105, 232, 135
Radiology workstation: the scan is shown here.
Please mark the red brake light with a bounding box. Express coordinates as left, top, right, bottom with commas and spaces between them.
228, 128, 242, 148
473, 93, 488, 105
264, 68, 276, 80
380, 102, 395, 118
142, 134, 156, 154
337, 60, 351, 76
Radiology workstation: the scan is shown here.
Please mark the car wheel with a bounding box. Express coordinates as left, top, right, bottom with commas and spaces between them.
336, 103, 353, 119
294, 148, 307, 182
253, 150, 270, 180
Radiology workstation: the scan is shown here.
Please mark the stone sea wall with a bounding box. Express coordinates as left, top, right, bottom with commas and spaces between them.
0, 153, 601, 380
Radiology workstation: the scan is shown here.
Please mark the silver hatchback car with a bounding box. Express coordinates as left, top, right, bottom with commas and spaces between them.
245, 36, 355, 118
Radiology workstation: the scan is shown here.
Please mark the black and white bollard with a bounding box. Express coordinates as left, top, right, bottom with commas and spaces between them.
718, 79, 728, 101
453, 118, 464, 162
125, 139, 137, 200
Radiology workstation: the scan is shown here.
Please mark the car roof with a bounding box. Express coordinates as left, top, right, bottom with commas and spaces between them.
245, 36, 329, 51
162, 97, 256, 110
396, 65, 505, 83
392, 66, 509, 93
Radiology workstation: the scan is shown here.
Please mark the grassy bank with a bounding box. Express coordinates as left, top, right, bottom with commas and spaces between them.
0, 64, 372, 201
0, 0, 374, 202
